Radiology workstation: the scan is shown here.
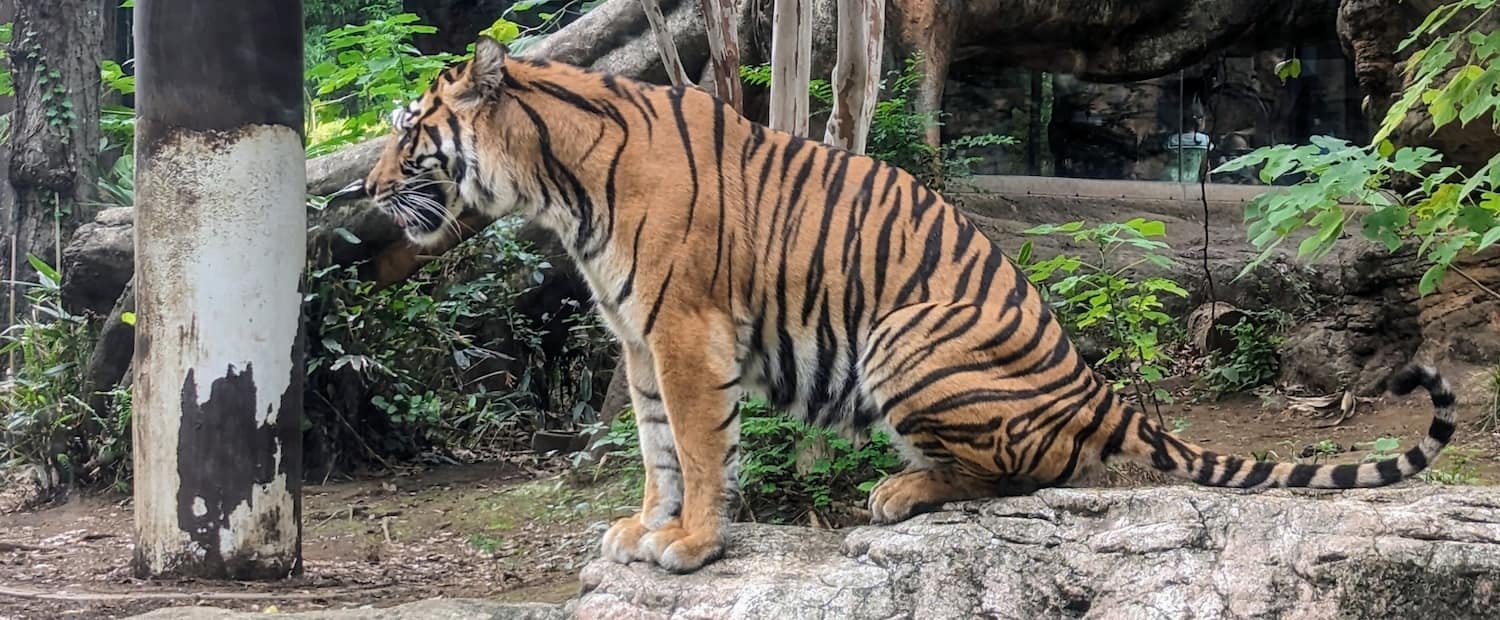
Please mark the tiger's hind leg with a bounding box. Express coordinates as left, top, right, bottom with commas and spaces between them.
859, 303, 1032, 523
866, 468, 1000, 524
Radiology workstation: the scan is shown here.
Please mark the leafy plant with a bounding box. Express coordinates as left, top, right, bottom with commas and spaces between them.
476, 0, 605, 55
1360, 436, 1403, 462
1214, 0, 1500, 298
1301, 438, 1342, 464
303, 219, 610, 466
594, 397, 901, 526
1419, 447, 1482, 485
1015, 219, 1188, 400
0, 256, 125, 489
305, 13, 462, 156
1483, 358, 1500, 432
1204, 313, 1286, 395
0, 23, 13, 98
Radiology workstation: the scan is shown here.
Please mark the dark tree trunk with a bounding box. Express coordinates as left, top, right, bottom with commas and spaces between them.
2, 0, 103, 339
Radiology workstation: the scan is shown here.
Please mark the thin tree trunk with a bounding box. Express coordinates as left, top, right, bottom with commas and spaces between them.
824, 0, 883, 153
699, 0, 742, 112
3, 0, 103, 336
638, 0, 691, 87
768, 0, 813, 135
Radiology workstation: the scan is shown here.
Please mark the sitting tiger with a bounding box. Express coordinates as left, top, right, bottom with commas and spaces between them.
363, 36, 1459, 573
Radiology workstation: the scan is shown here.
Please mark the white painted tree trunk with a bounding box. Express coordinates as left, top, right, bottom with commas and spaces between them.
132, 0, 306, 580
824, 0, 884, 153
769, 0, 813, 135
638, 0, 692, 87
699, 0, 743, 112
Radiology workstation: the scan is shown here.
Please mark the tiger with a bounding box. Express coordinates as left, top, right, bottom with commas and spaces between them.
363, 36, 1459, 573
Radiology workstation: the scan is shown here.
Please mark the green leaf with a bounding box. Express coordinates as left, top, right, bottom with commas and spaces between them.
333, 227, 362, 244
1419, 263, 1448, 296
120, 311, 136, 326
26, 254, 59, 287
1275, 58, 1302, 84
480, 18, 522, 43
1479, 226, 1500, 251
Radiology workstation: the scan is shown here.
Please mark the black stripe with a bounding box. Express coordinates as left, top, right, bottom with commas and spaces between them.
1428, 417, 1456, 444
1329, 464, 1359, 487
714, 403, 740, 431
1238, 461, 1276, 488
1375, 457, 1402, 484
1404, 448, 1428, 472
614, 215, 650, 305
1194, 452, 1220, 485
671, 91, 702, 240
643, 266, 675, 335
711, 101, 729, 291
1285, 463, 1318, 486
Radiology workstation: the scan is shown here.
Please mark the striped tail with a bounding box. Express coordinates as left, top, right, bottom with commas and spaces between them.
1125, 365, 1457, 489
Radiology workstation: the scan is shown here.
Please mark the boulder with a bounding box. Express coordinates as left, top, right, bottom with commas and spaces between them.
574, 486, 1500, 619
59, 207, 134, 317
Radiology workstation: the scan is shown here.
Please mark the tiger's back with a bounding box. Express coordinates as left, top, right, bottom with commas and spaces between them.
363, 37, 1459, 573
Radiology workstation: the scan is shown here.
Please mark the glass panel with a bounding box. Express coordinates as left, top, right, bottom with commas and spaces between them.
942, 41, 1368, 185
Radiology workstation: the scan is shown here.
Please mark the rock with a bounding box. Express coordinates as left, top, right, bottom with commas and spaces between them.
128, 599, 565, 620
1186, 302, 1247, 356
1278, 239, 1499, 400
575, 486, 1500, 619
60, 207, 134, 317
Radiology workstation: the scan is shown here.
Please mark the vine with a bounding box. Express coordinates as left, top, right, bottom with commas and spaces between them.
15, 26, 75, 146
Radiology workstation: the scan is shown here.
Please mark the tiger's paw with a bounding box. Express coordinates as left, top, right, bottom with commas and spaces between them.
867, 470, 952, 524
600, 515, 653, 564
639, 525, 724, 573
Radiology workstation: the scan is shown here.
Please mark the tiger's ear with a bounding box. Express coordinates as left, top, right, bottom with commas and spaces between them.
469, 36, 509, 98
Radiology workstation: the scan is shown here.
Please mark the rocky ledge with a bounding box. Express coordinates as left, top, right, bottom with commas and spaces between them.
133, 485, 1500, 619
574, 485, 1500, 619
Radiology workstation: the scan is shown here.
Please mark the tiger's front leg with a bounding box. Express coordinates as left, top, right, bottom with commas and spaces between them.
635, 317, 742, 573
600, 343, 683, 564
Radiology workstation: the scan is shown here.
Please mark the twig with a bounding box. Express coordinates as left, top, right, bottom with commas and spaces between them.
1449, 264, 1500, 302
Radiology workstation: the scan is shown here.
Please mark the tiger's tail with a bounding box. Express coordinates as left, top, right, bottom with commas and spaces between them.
1120, 365, 1457, 489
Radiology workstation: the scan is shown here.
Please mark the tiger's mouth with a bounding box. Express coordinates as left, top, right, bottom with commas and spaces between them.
383, 177, 455, 236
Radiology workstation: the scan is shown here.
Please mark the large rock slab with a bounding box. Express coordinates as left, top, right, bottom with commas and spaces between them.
129, 599, 564, 620
574, 486, 1500, 619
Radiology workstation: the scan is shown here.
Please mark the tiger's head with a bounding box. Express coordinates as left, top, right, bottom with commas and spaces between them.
363, 36, 519, 247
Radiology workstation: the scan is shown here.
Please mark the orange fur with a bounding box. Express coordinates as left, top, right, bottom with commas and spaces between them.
364, 37, 1460, 573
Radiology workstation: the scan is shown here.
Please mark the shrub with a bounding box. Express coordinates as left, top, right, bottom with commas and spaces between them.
0, 257, 127, 489
1016, 219, 1188, 401
1203, 311, 1287, 395
595, 398, 901, 527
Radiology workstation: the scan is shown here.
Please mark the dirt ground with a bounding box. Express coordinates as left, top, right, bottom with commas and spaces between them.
2, 389, 1496, 620
0, 459, 637, 619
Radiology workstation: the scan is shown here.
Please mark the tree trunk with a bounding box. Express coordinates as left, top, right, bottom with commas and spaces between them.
131, 0, 305, 580
768, 0, 813, 135
639, 0, 692, 86
3, 0, 103, 338
823, 0, 882, 153
699, 0, 742, 111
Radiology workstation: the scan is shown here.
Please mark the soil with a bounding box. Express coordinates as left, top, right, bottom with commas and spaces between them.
2, 389, 1495, 620
0, 459, 637, 619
